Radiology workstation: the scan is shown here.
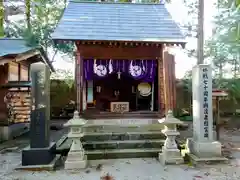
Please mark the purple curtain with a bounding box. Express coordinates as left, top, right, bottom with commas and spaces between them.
83, 59, 156, 82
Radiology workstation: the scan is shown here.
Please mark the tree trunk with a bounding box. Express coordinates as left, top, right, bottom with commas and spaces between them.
219, 61, 223, 79
0, 0, 4, 37
26, 0, 31, 30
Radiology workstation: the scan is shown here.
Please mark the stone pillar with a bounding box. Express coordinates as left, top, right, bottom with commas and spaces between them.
187, 64, 226, 162
64, 111, 87, 169
158, 110, 184, 165
22, 62, 56, 166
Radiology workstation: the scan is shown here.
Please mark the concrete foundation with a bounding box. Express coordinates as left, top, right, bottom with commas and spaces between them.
159, 148, 183, 165
186, 138, 228, 164
65, 154, 87, 169
187, 138, 222, 157
22, 142, 56, 166
0, 123, 29, 142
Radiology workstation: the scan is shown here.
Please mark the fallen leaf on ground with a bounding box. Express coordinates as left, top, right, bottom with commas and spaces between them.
85, 169, 90, 174
193, 175, 203, 179
204, 172, 210, 176
96, 164, 103, 171
101, 173, 114, 180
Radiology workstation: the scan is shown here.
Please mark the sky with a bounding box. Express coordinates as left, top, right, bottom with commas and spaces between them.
52, 0, 217, 79
166, 0, 216, 78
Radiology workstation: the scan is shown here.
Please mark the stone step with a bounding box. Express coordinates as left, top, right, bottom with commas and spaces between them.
82, 119, 163, 133
56, 132, 165, 155
83, 139, 165, 150
83, 111, 159, 119
85, 148, 161, 160
82, 132, 165, 142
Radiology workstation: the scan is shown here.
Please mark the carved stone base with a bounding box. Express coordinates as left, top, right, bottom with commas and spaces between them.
64, 151, 87, 169
159, 147, 183, 165
22, 143, 56, 166
186, 138, 228, 165
186, 138, 222, 157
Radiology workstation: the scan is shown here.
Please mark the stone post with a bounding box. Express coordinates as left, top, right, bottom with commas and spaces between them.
21, 62, 56, 166
158, 110, 184, 165
187, 64, 227, 162
64, 111, 87, 169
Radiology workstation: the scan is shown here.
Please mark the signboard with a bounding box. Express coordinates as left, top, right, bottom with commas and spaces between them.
110, 102, 129, 113
202, 67, 209, 138
192, 65, 213, 142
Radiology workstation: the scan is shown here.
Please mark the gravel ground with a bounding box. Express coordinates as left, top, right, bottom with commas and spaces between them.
1, 156, 240, 180
0, 122, 240, 180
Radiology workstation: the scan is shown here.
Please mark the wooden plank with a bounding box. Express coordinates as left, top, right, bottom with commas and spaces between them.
77, 44, 161, 59
158, 57, 165, 117
15, 50, 39, 62
162, 48, 176, 113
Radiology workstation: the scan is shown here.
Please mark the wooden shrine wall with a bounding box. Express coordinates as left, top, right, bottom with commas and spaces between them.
0, 64, 9, 125
76, 43, 176, 116
77, 44, 162, 59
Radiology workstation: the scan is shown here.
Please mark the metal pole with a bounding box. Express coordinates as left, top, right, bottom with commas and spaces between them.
197, 0, 204, 64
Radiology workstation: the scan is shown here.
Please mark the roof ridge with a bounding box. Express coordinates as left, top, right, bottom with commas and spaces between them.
69, 0, 165, 5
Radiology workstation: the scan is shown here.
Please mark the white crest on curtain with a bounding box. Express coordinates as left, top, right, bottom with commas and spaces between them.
94, 59, 107, 77
93, 59, 97, 74
141, 60, 146, 72
129, 60, 142, 77
109, 59, 113, 74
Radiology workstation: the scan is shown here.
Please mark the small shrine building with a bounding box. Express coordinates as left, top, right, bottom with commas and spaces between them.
0, 38, 54, 141
52, 1, 186, 118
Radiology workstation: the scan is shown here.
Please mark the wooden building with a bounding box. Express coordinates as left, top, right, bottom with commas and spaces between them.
0, 38, 54, 141
52, 1, 186, 119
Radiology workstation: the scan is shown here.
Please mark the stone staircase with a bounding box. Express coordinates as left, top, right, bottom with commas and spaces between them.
56, 119, 166, 160
83, 109, 160, 119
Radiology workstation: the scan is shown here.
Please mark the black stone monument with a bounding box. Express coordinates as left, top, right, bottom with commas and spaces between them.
22, 62, 56, 166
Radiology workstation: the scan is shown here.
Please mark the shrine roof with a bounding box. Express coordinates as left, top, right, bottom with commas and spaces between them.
52, 1, 186, 44
0, 38, 33, 57
0, 38, 55, 72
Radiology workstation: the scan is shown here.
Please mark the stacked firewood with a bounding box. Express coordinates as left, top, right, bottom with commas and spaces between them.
5, 90, 31, 124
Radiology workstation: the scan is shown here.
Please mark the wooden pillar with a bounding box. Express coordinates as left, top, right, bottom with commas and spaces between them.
162, 46, 176, 114
75, 52, 84, 114
158, 57, 165, 117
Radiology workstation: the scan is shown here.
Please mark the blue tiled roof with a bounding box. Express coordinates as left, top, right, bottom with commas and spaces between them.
52, 1, 185, 43
0, 38, 55, 72
0, 38, 34, 57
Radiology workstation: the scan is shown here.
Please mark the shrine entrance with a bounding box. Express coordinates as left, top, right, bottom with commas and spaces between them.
84, 59, 158, 113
